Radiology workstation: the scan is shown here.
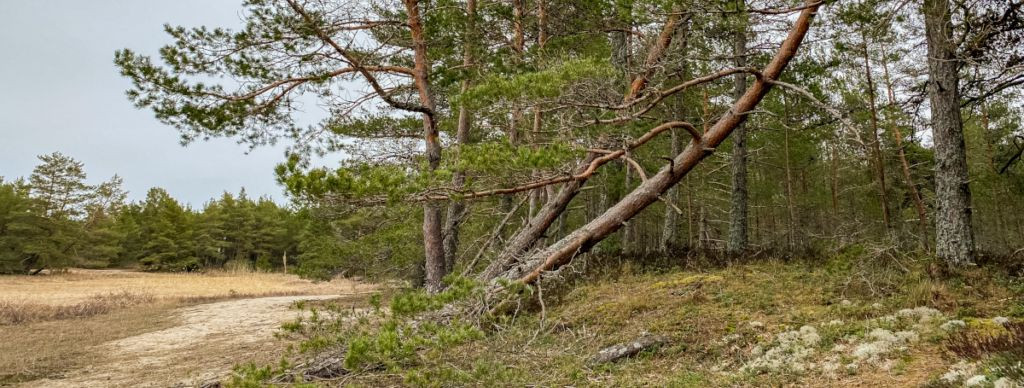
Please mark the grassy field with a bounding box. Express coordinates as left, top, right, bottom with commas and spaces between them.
0, 269, 373, 385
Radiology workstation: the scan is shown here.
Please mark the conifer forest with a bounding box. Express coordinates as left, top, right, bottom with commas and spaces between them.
2, 0, 1024, 386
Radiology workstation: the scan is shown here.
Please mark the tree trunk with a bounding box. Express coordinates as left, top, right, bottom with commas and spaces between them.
404, 0, 446, 292
923, 0, 975, 266
830, 140, 840, 223
660, 16, 691, 253
481, 6, 687, 277
727, 2, 749, 256
783, 111, 796, 249
441, 0, 477, 274
880, 48, 930, 250
497, 2, 820, 284
623, 157, 634, 252
661, 128, 683, 252
861, 34, 893, 236
478, 176, 591, 281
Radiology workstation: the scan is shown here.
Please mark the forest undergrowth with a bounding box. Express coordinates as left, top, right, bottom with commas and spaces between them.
227, 246, 1024, 387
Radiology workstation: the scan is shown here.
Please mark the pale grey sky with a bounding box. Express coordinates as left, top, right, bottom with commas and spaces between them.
0, 0, 315, 206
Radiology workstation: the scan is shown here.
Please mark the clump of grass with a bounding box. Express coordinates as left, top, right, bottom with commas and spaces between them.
177, 290, 308, 305
946, 321, 1024, 381
0, 290, 155, 325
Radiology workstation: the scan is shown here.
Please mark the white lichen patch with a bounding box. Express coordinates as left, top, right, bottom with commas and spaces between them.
964, 375, 989, 387
896, 306, 942, 324
941, 361, 978, 384
852, 340, 893, 362
868, 328, 898, 343
941, 320, 967, 332
740, 325, 821, 373
894, 330, 919, 343
734, 305, 1018, 384
994, 377, 1022, 388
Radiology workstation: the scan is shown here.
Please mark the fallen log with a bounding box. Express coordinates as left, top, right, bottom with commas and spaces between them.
590, 333, 669, 364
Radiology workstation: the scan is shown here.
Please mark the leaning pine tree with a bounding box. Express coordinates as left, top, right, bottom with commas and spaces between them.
118, 0, 821, 292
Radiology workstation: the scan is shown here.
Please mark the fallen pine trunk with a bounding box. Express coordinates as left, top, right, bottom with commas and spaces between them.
495, 0, 821, 286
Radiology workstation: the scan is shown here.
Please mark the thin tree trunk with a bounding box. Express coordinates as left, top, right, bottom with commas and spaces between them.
441, 0, 478, 274
478, 170, 592, 281
661, 16, 691, 253
498, 2, 820, 284
830, 140, 840, 224
623, 157, 634, 252
727, 2, 749, 256
880, 48, 930, 250
924, 0, 975, 265
783, 114, 796, 249
862, 34, 893, 236
661, 129, 682, 252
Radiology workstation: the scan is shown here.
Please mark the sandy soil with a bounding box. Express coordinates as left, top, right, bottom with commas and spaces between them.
18, 294, 363, 387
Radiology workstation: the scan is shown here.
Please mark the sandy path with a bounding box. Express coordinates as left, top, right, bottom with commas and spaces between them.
23, 295, 346, 387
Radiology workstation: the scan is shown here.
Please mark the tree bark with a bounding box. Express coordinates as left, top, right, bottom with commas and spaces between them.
783, 106, 796, 249
727, 2, 749, 256
660, 16, 691, 253
478, 172, 591, 281
924, 0, 975, 266
661, 128, 683, 252
499, 2, 820, 284
830, 140, 840, 225
404, 0, 446, 292
880, 48, 930, 250
861, 34, 893, 235
442, 0, 477, 274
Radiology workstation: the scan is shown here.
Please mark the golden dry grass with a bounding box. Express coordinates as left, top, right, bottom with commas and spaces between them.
0, 301, 181, 384
0, 269, 375, 385
0, 290, 155, 325
0, 268, 368, 306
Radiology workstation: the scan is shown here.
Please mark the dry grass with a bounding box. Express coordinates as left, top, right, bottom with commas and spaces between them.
0, 268, 366, 306
0, 269, 375, 385
0, 269, 370, 326
0, 290, 154, 325
0, 301, 181, 384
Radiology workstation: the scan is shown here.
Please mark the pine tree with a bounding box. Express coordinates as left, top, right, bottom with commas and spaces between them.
29, 152, 92, 220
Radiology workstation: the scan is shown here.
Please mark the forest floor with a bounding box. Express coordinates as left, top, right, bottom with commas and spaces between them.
0, 269, 375, 387
277, 255, 1024, 387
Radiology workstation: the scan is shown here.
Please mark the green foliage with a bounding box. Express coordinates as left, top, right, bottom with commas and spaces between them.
244, 278, 486, 385
390, 276, 482, 317
337, 282, 484, 371
0, 179, 41, 274
0, 155, 347, 277
455, 57, 617, 109
293, 205, 423, 282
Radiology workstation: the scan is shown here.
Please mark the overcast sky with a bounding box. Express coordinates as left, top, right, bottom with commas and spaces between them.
0, 0, 311, 207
